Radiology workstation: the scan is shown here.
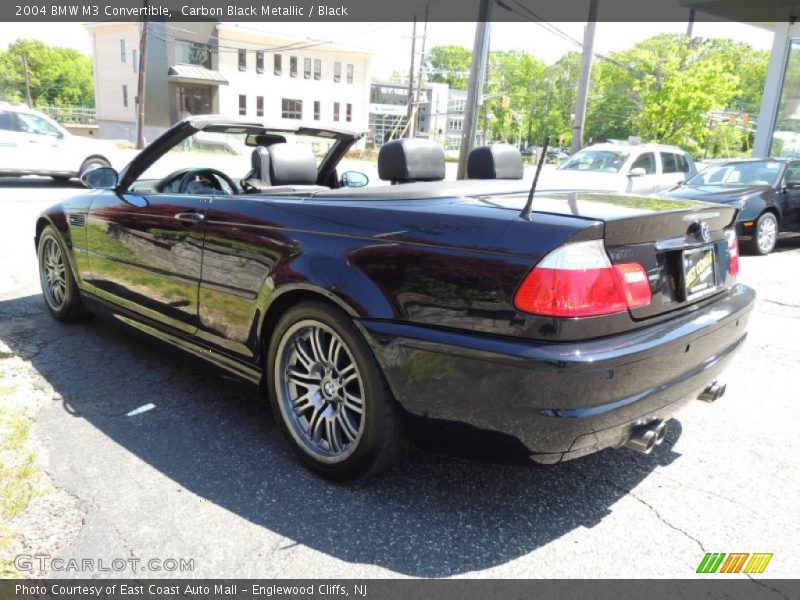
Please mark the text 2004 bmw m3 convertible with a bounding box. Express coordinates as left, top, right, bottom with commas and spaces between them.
35, 116, 754, 480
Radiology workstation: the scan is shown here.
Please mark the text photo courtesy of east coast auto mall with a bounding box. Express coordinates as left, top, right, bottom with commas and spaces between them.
0, 0, 798, 597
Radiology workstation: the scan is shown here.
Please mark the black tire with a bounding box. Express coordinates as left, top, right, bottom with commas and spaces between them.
79, 156, 110, 177
267, 301, 409, 481
37, 225, 90, 322
743, 211, 779, 255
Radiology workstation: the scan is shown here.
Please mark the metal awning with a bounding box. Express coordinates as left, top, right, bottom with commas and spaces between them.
168, 64, 228, 86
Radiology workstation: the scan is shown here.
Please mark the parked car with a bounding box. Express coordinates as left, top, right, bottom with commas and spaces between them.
663, 158, 800, 254
0, 102, 115, 181
35, 116, 753, 480
541, 143, 696, 195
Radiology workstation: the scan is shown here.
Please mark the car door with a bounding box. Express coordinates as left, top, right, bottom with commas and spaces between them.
86, 189, 208, 335
627, 152, 660, 194
658, 151, 688, 191
779, 162, 800, 231
12, 111, 72, 173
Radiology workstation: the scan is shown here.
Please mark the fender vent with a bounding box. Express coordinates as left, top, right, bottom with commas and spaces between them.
68, 213, 86, 227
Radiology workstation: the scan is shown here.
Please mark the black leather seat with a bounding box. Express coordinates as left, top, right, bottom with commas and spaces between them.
467, 144, 524, 179
378, 138, 446, 184
243, 143, 322, 193
266, 143, 318, 186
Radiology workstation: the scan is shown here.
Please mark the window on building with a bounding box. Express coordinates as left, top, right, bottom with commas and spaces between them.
448, 117, 464, 131
347, 64, 354, 84
282, 98, 303, 119
290, 56, 298, 77
256, 96, 264, 117
120, 39, 126, 63
346, 103, 352, 122
314, 59, 321, 80
239, 95, 247, 116
175, 40, 212, 68
304, 58, 312, 79
132, 49, 138, 72
238, 49, 247, 71
256, 51, 264, 73
314, 100, 320, 121
334, 62, 341, 83
274, 54, 282, 75
333, 102, 340, 121
122, 85, 128, 108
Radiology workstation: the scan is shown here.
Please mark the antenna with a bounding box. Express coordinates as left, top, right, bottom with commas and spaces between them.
520, 136, 550, 221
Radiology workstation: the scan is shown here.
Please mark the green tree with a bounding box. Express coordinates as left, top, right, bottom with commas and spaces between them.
428, 45, 472, 89
0, 39, 94, 107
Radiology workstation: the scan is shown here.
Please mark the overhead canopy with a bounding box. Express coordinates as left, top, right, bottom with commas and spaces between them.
167, 65, 228, 86
682, 0, 794, 24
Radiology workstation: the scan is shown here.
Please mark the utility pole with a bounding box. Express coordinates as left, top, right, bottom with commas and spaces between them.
405, 15, 417, 138
457, 0, 493, 179
21, 55, 33, 108
411, 3, 429, 138
570, 0, 598, 154
686, 9, 696, 37
136, 2, 149, 150
481, 36, 491, 145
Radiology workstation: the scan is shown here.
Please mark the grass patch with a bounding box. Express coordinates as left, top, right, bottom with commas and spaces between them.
0, 405, 39, 521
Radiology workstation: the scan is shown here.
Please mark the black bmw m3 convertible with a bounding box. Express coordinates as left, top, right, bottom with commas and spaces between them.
35, 116, 754, 480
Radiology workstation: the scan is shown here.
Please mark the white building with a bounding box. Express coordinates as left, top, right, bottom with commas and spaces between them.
84, 22, 372, 143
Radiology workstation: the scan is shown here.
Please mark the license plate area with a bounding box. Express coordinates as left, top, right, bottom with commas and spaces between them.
682, 245, 717, 300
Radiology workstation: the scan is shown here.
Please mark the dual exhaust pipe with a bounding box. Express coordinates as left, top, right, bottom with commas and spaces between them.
624, 381, 726, 454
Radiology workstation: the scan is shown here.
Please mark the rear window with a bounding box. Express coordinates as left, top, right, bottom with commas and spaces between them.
661, 152, 679, 173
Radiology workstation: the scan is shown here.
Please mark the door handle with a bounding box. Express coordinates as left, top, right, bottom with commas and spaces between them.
174, 212, 205, 223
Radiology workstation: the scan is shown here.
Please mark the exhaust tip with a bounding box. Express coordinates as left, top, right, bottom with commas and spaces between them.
624, 421, 665, 455
698, 381, 727, 403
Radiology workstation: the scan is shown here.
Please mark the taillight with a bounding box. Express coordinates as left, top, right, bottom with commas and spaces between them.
514, 240, 652, 318
726, 230, 739, 276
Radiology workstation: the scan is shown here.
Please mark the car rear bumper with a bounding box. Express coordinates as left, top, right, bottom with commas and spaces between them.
358, 283, 755, 463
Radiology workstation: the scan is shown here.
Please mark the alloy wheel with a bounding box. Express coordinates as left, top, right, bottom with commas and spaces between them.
40, 237, 67, 310
757, 214, 778, 254
275, 320, 365, 463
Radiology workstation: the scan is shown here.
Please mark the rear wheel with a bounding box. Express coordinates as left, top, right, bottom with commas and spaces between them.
267, 301, 409, 480
37, 225, 90, 322
745, 212, 778, 255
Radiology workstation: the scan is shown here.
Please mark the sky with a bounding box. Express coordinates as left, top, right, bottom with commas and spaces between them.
0, 20, 775, 77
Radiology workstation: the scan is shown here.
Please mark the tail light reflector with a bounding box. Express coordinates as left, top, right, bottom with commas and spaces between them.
726, 230, 739, 276
514, 240, 652, 318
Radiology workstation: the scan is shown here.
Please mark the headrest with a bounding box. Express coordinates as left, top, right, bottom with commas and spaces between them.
251, 145, 270, 174
378, 138, 445, 184
267, 143, 318, 186
467, 144, 524, 179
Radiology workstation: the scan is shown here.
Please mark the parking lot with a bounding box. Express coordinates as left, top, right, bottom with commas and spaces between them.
0, 179, 798, 580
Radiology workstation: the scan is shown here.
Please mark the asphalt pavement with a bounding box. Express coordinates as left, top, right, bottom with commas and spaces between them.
0, 178, 798, 580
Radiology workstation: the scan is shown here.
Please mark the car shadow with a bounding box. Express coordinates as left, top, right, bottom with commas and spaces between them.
0, 177, 84, 189
774, 233, 800, 253
0, 293, 684, 577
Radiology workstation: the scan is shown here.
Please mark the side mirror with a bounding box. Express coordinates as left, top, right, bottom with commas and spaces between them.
628, 167, 647, 178
783, 181, 800, 190
81, 166, 118, 190
341, 171, 369, 188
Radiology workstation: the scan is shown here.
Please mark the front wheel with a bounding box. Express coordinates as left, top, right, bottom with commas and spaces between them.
744, 212, 778, 255
267, 301, 409, 481
37, 225, 90, 322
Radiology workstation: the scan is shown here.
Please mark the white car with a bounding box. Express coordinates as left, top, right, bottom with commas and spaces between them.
0, 102, 116, 182
540, 143, 697, 195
